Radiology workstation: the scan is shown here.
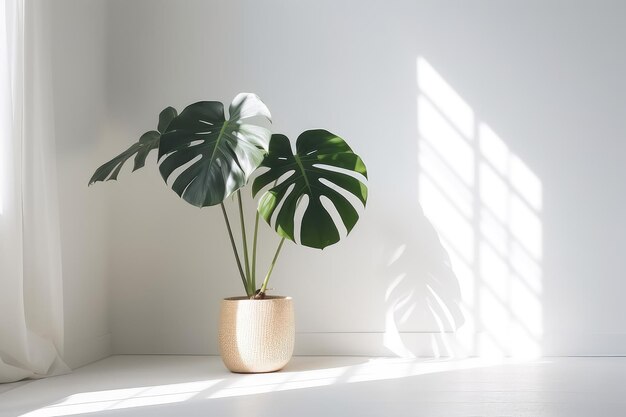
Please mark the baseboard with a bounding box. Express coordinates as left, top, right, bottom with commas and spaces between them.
295, 331, 465, 357
64, 332, 112, 369
294, 331, 626, 358
542, 332, 626, 357
111, 332, 626, 358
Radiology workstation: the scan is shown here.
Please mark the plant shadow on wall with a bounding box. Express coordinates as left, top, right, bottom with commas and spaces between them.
393, 57, 544, 358
382, 212, 465, 358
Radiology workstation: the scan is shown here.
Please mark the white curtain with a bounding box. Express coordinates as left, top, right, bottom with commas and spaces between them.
0, 0, 69, 383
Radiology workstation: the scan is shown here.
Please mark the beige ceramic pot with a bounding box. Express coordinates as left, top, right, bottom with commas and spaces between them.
218, 296, 294, 373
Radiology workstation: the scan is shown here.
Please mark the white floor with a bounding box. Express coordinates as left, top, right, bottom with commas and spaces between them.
1, 356, 625, 417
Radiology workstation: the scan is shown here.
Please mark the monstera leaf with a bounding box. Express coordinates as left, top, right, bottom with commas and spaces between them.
253, 130, 368, 249
158, 93, 272, 207
88, 107, 177, 185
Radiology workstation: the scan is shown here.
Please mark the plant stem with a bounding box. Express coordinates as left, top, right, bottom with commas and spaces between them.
220, 202, 250, 296
259, 237, 286, 295
236, 190, 252, 294
251, 210, 260, 292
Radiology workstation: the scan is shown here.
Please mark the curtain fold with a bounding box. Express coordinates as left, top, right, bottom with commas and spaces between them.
0, 0, 69, 383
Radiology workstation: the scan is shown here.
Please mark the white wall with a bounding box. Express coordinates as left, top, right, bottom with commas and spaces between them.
62, 0, 626, 358
50, 0, 112, 368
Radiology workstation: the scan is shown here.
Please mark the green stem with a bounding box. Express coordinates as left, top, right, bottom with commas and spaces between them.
237, 190, 252, 294
220, 202, 250, 296
251, 210, 260, 292
259, 237, 286, 295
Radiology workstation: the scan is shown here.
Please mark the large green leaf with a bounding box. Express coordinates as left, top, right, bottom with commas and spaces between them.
158, 93, 272, 207
253, 130, 368, 249
88, 107, 177, 185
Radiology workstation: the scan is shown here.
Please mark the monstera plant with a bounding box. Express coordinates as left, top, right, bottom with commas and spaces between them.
90, 93, 368, 297
90, 93, 368, 372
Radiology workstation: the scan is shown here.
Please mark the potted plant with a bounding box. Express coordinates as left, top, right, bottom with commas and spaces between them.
90, 93, 368, 373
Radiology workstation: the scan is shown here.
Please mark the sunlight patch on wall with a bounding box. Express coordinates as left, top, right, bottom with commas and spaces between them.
416, 56, 543, 358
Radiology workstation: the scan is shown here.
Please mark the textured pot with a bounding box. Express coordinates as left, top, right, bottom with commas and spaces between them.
218, 296, 294, 373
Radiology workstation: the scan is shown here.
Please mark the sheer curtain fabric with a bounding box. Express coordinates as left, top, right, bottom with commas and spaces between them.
0, 0, 69, 383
